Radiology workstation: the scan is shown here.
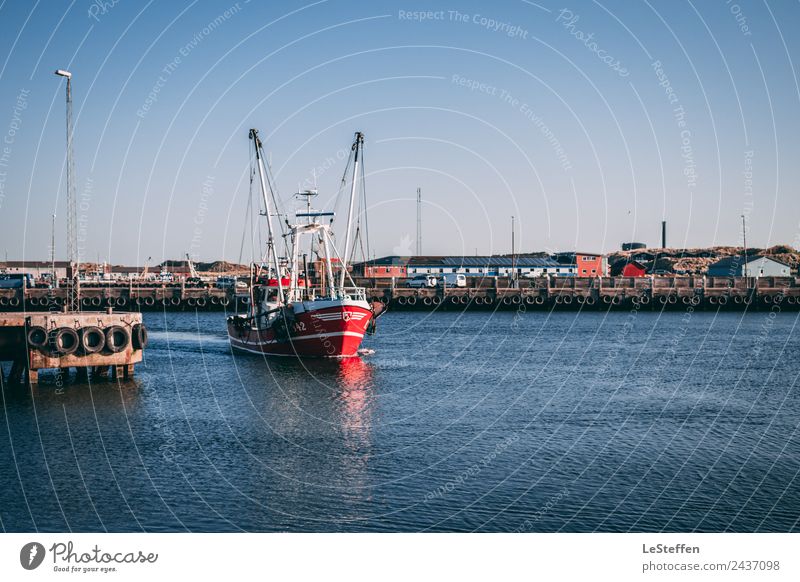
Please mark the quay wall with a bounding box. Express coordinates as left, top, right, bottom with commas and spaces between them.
0, 276, 798, 311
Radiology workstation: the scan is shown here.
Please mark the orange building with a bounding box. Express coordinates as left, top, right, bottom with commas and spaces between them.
574, 253, 608, 277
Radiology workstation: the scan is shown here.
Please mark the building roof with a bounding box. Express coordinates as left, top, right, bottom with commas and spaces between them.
0, 260, 71, 268
358, 255, 572, 268
709, 255, 790, 269
408, 256, 561, 268
110, 266, 146, 273
358, 256, 410, 266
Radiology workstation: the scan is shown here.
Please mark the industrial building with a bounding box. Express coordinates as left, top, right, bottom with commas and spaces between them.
406, 256, 576, 277
355, 255, 590, 278
707, 256, 791, 277
0, 260, 71, 279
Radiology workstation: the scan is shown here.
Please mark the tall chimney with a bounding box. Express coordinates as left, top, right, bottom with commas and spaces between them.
661, 220, 666, 249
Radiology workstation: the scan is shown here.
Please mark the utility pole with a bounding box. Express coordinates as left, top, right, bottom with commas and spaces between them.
416, 187, 422, 256
511, 215, 516, 284
741, 214, 748, 279
51, 214, 56, 287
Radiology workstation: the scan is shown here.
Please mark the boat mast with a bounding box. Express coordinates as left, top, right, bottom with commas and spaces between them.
250, 129, 284, 303
339, 131, 363, 288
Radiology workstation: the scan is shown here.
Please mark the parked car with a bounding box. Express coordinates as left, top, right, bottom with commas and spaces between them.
216, 276, 236, 289
406, 274, 437, 288
439, 273, 467, 287
0, 273, 34, 289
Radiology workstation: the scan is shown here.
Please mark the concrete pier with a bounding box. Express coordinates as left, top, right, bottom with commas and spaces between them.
0, 311, 145, 384
0, 275, 798, 312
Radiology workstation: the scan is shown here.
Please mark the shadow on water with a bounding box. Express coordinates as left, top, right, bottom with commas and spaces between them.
1, 365, 142, 411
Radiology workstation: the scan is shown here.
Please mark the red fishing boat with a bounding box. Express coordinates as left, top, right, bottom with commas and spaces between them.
227, 129, 383, 357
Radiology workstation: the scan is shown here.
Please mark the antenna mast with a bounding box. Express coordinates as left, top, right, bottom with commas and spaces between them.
339, 131, 363, 288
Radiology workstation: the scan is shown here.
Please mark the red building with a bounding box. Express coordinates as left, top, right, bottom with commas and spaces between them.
356, 256, 409, 278
574, 253, 608, 277
621, 260, 648, 277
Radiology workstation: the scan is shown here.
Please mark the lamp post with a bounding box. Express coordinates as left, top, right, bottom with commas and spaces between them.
55, 69, 79, 310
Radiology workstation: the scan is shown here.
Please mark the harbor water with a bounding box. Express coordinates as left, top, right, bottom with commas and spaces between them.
1, 309, 799, 532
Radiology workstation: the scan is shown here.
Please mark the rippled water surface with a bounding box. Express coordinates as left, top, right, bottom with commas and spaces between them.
2, 309, 799, 532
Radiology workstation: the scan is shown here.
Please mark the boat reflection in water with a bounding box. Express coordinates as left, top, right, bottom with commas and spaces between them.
336, 356, 374, 450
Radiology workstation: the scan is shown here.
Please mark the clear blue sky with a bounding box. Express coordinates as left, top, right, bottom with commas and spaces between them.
1, 0, 798, 265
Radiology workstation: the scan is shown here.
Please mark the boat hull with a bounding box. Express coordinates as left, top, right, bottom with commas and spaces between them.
227, 300, 373, 358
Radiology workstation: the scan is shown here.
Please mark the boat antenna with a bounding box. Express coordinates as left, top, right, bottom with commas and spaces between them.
250, 128, 284, 303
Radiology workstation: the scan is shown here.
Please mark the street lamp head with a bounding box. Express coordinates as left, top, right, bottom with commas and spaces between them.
54, 69, 72, 78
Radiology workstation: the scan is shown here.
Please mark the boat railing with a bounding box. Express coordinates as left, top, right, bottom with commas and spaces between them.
340, 287, 367, 301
